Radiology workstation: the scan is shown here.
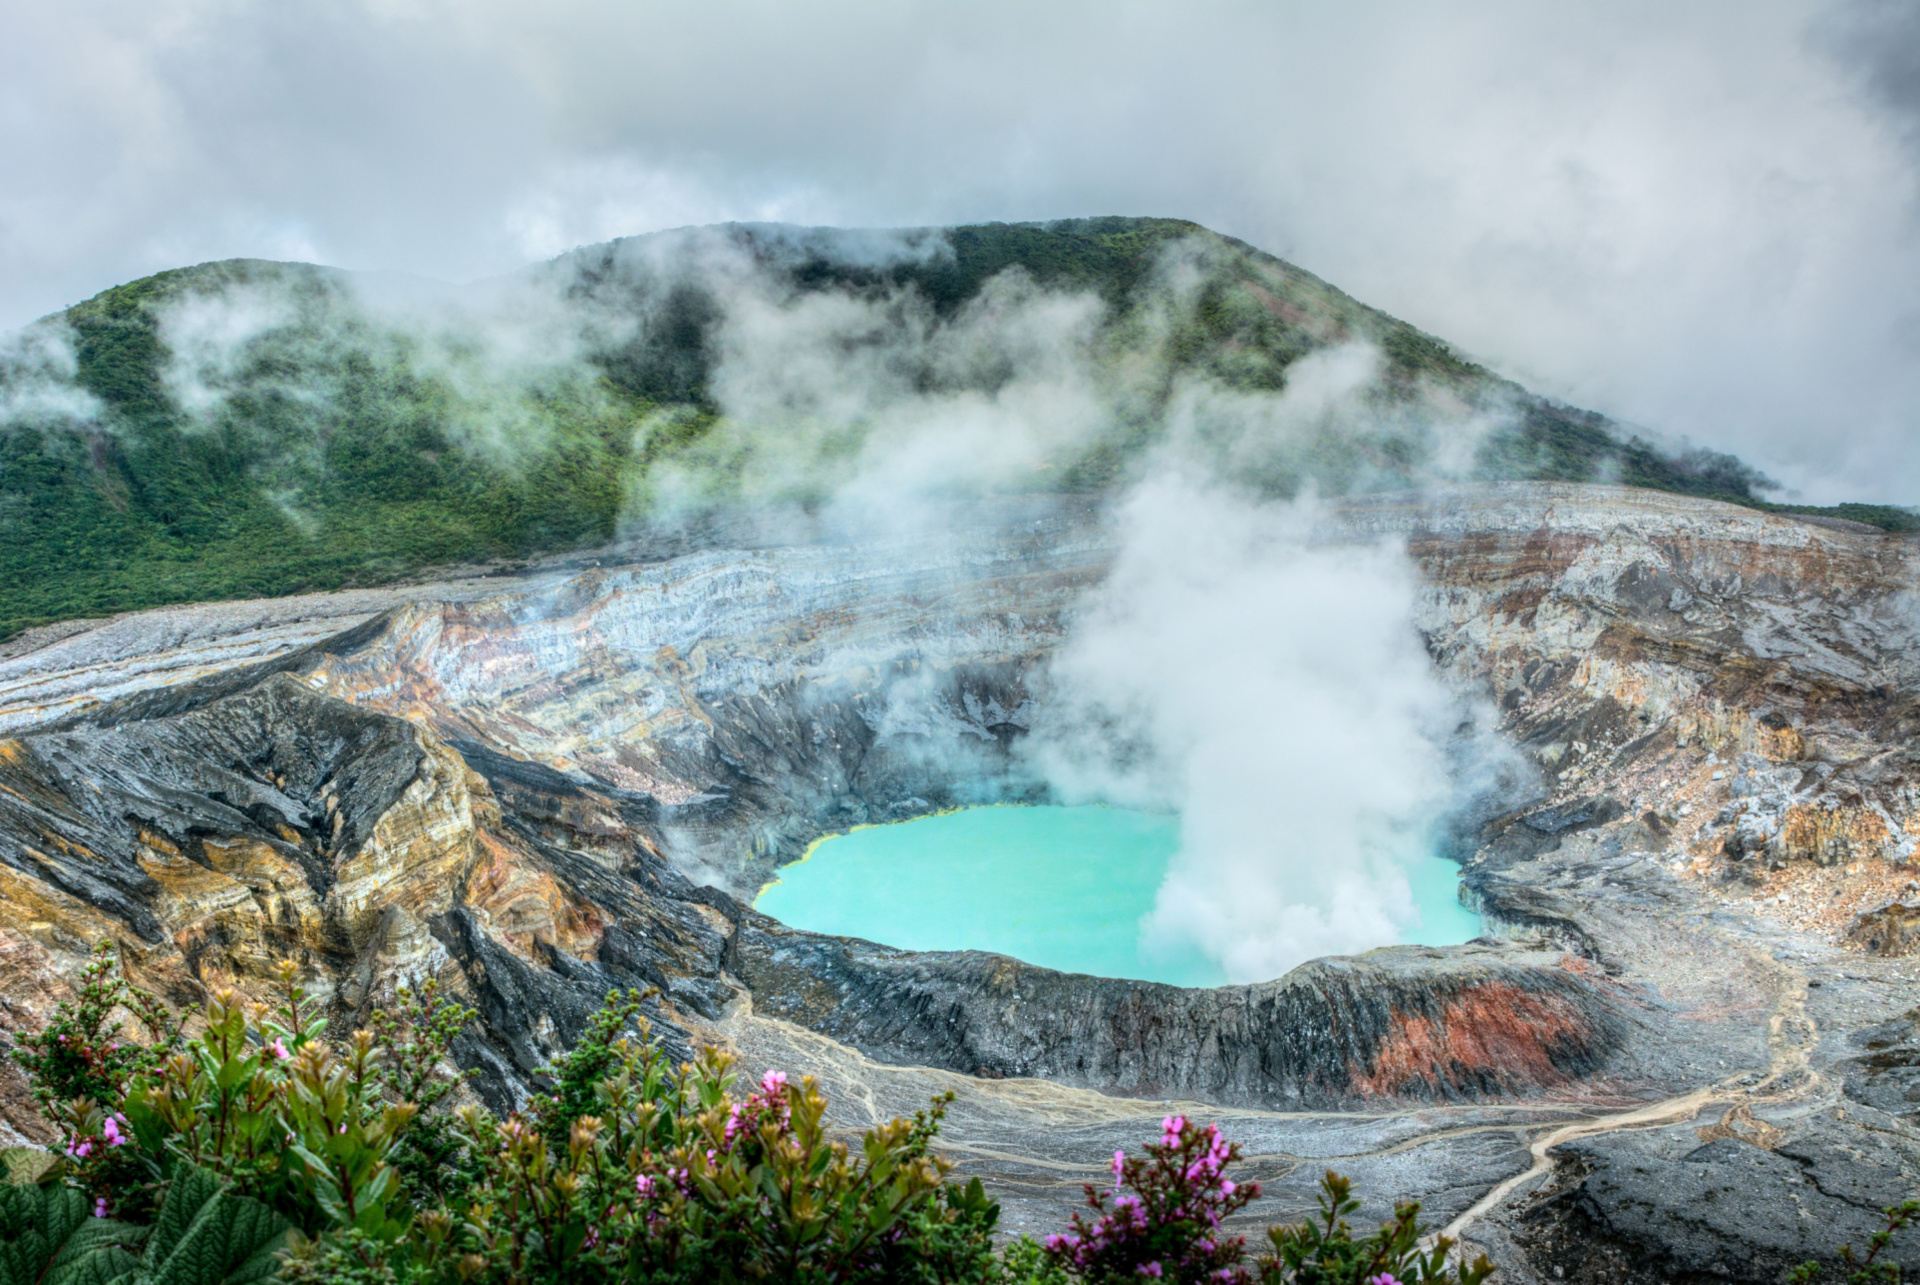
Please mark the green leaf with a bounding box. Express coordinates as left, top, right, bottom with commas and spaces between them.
146, 1165, 221, 1266
0, 1184, 147, 1285
43, 1238, 139, 1285
140, 1167, 291, 1285
0, 1149, 60, 1188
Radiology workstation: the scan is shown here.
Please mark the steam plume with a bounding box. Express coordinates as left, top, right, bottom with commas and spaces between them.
1028, 468, 1459, 982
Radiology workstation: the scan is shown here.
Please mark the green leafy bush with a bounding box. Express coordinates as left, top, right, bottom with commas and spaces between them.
0, 1159, 290, 1285
7, 949, 1497, 1285
1261, 1171, 1491, 1285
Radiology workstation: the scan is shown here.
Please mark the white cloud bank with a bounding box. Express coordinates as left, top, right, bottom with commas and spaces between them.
1, 1, 1917, 501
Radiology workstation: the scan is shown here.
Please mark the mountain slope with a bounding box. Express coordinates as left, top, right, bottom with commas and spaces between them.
0, 216, 1890, 641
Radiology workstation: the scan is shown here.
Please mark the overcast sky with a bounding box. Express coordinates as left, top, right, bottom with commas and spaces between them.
4, 0, 1917, 502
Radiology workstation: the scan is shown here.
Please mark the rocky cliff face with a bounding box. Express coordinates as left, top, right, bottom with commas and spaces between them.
2, 483, 1919, 1281
1351, 485, 1920, 951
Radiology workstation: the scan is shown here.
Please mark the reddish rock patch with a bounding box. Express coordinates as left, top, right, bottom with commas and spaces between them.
1352, 980, 1595, 1096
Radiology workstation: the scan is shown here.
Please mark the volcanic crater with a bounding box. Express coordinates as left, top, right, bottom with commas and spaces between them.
4, 482, 1920, 1280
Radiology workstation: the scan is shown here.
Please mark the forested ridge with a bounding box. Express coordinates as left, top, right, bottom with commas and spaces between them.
0, 217, 1902, 641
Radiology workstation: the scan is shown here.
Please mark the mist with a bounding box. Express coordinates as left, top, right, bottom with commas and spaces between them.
1020, 470, 1458, 981
152, 266, 636, 465
0, 224, 1541, 980
0, 324, 99, 427
634, 251, 1112, 534
4, 1, 1917, 502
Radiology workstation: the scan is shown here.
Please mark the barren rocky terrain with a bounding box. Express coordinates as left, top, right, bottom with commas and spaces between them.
3, 482, 1919, 1281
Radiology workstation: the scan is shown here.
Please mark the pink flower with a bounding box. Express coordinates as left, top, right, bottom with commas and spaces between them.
1368, 1276, 1401, 1285
1137, 1264, 1163, 1278
1112, 1149, 1126, 1181
92, 1197, 108, 1218
760, 1070, 788, 1095
268, 1038, 291, 1060
634, 1174, 656, 1199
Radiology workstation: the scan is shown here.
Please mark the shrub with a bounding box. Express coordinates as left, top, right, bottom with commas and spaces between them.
11, 942, 180, 1113
1039, 1134, 1492, 1285
435, 1038, 985, 1283
1045, 1114, 1261, 1283
1260, 1171, 1493, 1285
1789, 1200, 1920, 1284
3, 949, 1497, 1285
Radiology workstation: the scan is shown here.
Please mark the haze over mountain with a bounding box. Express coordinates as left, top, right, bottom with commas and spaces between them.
5, 2, 1917, 505
4, 217, 1882, 643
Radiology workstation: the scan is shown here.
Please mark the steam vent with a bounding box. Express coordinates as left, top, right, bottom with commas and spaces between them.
3, 223, 1920, 1282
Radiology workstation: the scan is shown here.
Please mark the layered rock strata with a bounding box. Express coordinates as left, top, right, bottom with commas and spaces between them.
0, 484, 1918, 1280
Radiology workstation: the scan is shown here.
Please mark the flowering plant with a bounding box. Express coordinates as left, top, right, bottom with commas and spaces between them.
1046, 1114, 1262, 1283
3, 954, 1497, 1285
11, 942, 180, 1118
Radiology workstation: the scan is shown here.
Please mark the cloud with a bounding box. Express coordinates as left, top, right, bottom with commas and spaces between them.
1820, 0, 1920, 150
137, 260, 642, 481
588, 224, 1111, 535
0, 323, 101, 427
157, 281, 301, 423
3, 2, 1918, 502
503, 161, 833, 262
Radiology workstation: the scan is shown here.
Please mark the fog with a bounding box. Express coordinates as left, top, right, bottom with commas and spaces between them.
648, 252, 1112, 532
4, 1, 1918, 501
0, 325, 100, 427
0, 207, 1817, 978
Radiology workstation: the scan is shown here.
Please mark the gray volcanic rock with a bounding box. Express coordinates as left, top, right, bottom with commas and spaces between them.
728, 915, 1626, 1105
4, 483, 1920, 1279
1518, 1110, 1920, 1284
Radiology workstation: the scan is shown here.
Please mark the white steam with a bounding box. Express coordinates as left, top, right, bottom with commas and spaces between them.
0, 322, 100, 426
149, 270, 637, 467
624, 234, 1501, 983
1028, 469, 1458, 983
670, 265, 1109, 531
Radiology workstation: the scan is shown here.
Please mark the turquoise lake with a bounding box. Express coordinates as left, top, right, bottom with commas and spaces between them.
752, 805, 1483, 988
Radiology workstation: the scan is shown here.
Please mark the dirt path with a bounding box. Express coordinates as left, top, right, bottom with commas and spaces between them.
1439, 944, 1822, 1248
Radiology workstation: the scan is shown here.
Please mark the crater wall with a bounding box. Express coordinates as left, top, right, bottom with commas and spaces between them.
4, 484, 1920, 1280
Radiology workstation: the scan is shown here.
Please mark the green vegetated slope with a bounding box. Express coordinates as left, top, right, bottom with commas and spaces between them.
0, 216, 1904, 641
